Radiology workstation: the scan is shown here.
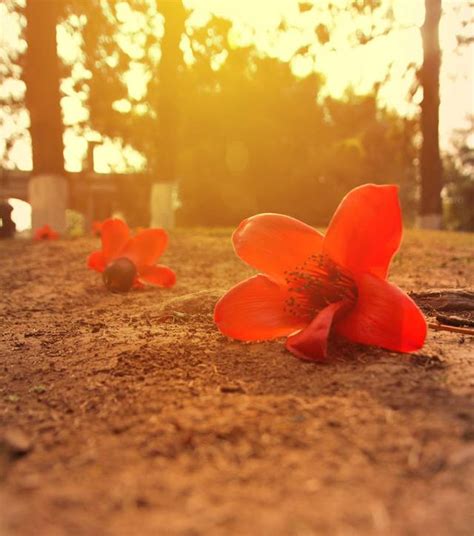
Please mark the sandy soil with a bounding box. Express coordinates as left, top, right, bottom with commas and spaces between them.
0, 228, 473, 536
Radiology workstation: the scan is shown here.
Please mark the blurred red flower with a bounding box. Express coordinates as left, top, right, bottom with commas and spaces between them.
34, 224, 59, 241
87, 218, 176, 292
214, 184, 427, 360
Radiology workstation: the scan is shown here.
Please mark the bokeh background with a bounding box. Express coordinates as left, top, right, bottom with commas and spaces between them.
0, 0, 473, 232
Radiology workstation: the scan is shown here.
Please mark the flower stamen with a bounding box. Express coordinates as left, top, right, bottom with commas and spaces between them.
284, 254, 358, 320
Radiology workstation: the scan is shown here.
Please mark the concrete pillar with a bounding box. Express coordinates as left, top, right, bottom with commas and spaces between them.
150, 182, 175, 229
28, 174, 68, 234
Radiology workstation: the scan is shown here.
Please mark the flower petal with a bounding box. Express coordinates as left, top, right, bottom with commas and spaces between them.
34, 224, 59, 240
87, 250, 106, 272
101, 219, 130, 261
132, 278, 145, 290
232, 213, 324, 283
285, 301, 349, 361
323, 184, 402, 279
139, 265, 176, 288
214, 274, 307, 341
122, 229, 168, 269
335, 273, 427, 353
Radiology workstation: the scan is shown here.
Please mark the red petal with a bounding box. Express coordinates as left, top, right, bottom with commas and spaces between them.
92, 221, 103, 236
34, 224, 59, 240
132, 278, 145, 290
323, 184, 402, 279
87, 251, 106, 272
122, 229, 168, 270
233, 213, 324, 283
214, 274, 307, 341
139, 265, 176, 288
101, 219, 130, 261
285, 301, 349, 361
335, 273, 427, 353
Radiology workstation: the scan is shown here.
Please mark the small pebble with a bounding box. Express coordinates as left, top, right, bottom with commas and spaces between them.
1, 429, 32, 455
220, 384, 245, 394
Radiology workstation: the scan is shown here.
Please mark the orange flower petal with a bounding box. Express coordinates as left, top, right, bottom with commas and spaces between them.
132, 278, 145, 290
232, 213, 324, 283
139, 265, 176, 288
214, 274, 307, 341
122, 228, 168, 270
101, 219, 130, 261
335, 273, 427, 353
87, 251, 106, 272
285, 301, 349, 360
92, 221, 103, 236
323, 184, 402, 279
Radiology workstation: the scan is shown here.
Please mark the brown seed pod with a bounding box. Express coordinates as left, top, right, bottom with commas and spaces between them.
102, 257, 137, 293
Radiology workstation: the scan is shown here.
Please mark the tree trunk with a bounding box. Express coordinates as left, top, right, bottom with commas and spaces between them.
418, 0, 443, 229
24, 0, 64, 175
150, 0, 185, 229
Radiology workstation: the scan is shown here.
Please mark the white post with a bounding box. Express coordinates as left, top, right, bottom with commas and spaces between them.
150, 182, 175, 229
28, 174, 68, 234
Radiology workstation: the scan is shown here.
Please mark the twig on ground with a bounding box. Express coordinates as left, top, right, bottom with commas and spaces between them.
428, 322, 474, 336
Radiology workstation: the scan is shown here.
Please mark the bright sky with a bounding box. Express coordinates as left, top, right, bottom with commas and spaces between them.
0, 0, 473, 173
185, 0, 473, 145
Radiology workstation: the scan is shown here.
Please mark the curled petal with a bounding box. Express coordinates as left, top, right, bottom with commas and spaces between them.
87, 251, 106, 273
122, 228, 168, 270
336, 273, 427, 353
214, 274, 307, 341
285, 301, 349, 361
139, 265, 176, 288
323, 184, 402, 279
101, 219, 130, 262
233, 213, 324, 283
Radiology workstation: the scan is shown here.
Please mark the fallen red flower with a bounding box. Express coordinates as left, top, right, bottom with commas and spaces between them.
87, 218, 176, 292
214, 184, 427, 360
33, 224, 59, 241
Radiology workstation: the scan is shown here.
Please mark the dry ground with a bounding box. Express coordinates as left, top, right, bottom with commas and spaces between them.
0, 228, 473, 536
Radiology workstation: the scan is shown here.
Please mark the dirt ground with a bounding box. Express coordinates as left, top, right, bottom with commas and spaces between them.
0, 228, 473, 536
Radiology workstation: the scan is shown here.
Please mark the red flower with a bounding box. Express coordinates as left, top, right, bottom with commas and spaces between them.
87, 218, 176, 292
34, 224, 59, 240
214, 184, 427, 360
92, 220, 103, 237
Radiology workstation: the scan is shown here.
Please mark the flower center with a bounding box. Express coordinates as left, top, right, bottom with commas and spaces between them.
283, 254, 358, 321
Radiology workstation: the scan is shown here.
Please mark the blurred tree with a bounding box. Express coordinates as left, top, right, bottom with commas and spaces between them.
150, 0, 185, 228
177, 30, 417, 226
2, 0, 420, 227
443, 116, 474, 231
24, 0, 64, 174
153, 0, 185, 183
419, 0, 443, 228
0, 0, 28, 169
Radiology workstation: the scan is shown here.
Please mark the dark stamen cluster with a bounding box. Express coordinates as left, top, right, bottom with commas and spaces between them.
283, 254, 358, 320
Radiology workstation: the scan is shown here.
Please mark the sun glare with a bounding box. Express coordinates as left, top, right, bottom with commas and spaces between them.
8, 198, 31, 232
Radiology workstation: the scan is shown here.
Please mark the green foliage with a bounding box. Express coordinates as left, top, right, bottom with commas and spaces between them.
66, 5, 417, 226
177, 33, 417, 225
65, 208, 85, 237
